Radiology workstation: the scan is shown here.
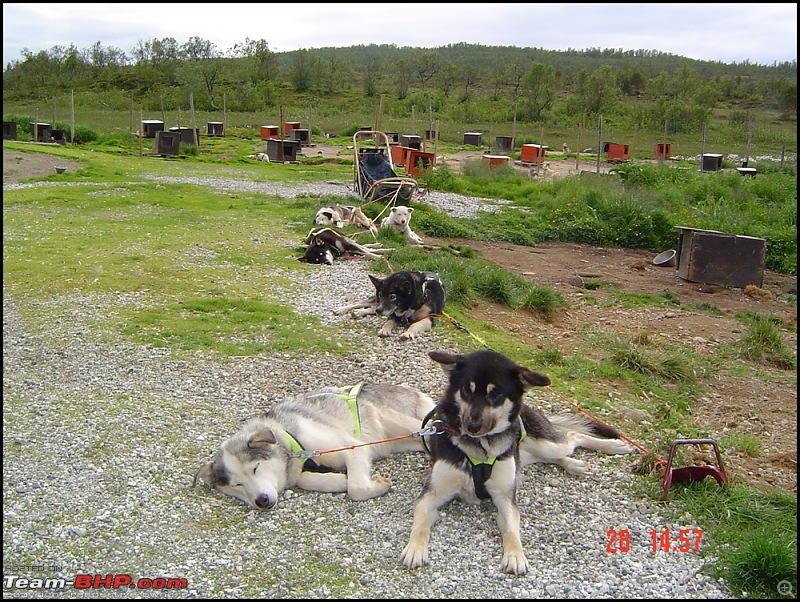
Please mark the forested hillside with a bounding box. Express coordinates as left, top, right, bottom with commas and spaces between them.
3, 39, 796, 136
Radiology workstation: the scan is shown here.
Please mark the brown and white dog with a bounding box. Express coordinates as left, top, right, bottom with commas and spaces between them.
315, 204, 378, 234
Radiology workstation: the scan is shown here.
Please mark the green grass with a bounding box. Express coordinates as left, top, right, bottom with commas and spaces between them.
3, 137, 796, 599
636, 478, 797, 600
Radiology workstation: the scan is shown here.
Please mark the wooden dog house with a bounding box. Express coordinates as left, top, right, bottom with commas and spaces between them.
399, 135, 421, 150
207, 122, 224, 137
405, 149, 435, 175
604, 142, 629, 162
141, 119, 165, 138
283, 121, 301, 135
520, 144, 548, 164
260, 125, 280, 140
482, 154, 510, 169
655, 143, 672, 159
463, 132, 482, 146
391, 145, 413, 168
676, 226, 766, 288
266, 138, 300, 162
700, 153, 723, 172
495, 136, 514, 152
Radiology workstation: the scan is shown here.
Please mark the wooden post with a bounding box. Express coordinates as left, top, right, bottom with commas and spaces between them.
539, 124, 545, 167
375, 94, 385, 135
34, 109, 38, 143
139, 108, 143, 157
745, 114, 753, 166
596, 113, 602, 173
576, 115, 585, 172
700, 123, 706, 165
160, 95, 165, 124
69, 89, 75, 144
189, 92, 199, 148
52, 96, 56, 130
129, 93, 134, 132
661, 119, 668, 164
279, 105, 285, 163
223, 93, 226, 134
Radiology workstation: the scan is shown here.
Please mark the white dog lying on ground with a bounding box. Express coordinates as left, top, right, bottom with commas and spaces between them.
381, 205, 423, 244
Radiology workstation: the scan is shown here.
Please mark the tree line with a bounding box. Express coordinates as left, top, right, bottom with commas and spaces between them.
3, 38, 796, 134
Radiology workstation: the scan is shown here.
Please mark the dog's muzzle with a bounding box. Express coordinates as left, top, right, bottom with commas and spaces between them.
254, 494, 276, 510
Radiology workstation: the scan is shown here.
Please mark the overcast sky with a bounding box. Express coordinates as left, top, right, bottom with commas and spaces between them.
3, 3, 797, 67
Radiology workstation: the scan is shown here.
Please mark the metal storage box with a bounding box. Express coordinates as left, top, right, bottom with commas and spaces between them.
676, 227, 766, 288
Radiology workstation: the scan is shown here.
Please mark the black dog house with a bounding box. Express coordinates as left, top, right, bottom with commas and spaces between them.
463, 132, 482, 146
50, 129, 67, 145
141, 120, 165, 138
155, 131, 181, 156
207, 122, 224, 137
3, 121, 17, 140
169, 127, 199, 145
399, 134, 421, 150
29, 122, 52, 142
675, 226, 766, 288
289, 128, 310, 146
700, 153, 723, 172
424, 129, 438, 140
495, 136, 514, 152
384, 132, 400, 144
266, 138, 300, 162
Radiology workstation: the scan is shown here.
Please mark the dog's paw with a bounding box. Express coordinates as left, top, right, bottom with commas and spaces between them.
350, 477, 391, 501
399, 330, 416, 341
378, 325, 394, 337
607, 439, 637, 455
400, 543, 429, 569
558, 457, 592, 476
500, 551, 530, 576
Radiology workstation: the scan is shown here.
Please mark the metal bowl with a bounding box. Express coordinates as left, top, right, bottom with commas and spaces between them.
653, 249, 676, 267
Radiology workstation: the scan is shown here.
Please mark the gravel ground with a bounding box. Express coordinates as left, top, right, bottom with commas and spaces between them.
3, 176, 733, 599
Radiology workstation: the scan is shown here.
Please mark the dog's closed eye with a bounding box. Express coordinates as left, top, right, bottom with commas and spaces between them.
252, 462, 260, 475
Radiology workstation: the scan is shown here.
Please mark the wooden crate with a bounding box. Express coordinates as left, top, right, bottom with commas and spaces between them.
676, 227, 766, 288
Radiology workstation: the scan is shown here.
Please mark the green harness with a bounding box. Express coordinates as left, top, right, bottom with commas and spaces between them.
467, 422, 527, 500
280, 383, 364, 472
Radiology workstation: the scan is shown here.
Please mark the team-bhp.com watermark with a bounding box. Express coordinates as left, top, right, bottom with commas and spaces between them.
5, 574, 188, 591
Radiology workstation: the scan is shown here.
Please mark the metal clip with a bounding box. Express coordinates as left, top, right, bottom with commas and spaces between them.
293, 450, 319, 461
414, 420, 445, 437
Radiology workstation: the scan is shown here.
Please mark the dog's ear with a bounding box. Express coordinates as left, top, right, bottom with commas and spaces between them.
369, 274, 384, 289
248, 429, 277, 449
428, 350, 461, 372
193, 461, 213, 487
517, 367, 551, 388
407, 207, 414, 214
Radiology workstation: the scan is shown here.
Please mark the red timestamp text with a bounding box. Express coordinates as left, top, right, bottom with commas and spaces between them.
605, 528, 703, 554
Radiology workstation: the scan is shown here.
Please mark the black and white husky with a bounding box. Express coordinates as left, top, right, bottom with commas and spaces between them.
333, 270, 446, 340
401, 349, 635, 575
194, 383, 435, 509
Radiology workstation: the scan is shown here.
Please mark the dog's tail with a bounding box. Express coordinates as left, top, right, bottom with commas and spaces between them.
547, 413, 621, 439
